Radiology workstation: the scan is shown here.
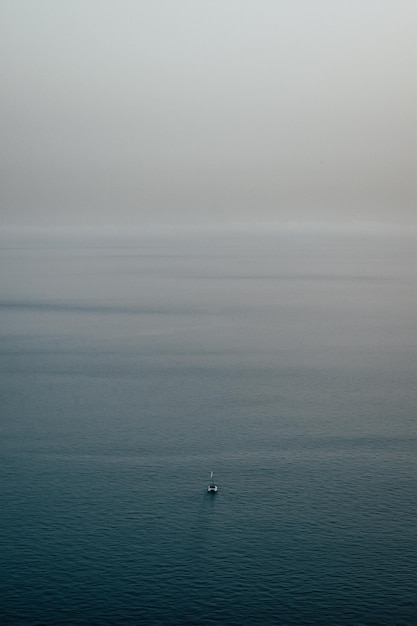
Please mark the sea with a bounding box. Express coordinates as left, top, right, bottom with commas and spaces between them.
1, 228, 416, 625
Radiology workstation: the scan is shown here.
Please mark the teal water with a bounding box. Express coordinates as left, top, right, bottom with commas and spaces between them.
1, 231, 416, 625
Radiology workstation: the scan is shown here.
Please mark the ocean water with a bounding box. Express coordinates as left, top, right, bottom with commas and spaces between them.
1, 230, 416, 625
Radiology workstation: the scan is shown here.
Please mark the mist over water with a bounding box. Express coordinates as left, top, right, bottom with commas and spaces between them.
1, 230, 416, 625
1, 2, 415, 620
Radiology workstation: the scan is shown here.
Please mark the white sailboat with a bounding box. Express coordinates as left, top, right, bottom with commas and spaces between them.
207, 471, 218, 493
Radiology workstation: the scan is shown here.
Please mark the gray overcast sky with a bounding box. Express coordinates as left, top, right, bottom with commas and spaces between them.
1, 0, 415, 233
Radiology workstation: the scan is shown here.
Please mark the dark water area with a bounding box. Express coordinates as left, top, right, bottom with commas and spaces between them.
1, 230, 416, 625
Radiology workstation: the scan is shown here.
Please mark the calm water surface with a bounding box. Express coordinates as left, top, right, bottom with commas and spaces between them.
1, 231, 416, 625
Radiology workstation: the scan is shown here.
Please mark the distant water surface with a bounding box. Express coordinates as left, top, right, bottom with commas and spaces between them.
0, 231, 416, 625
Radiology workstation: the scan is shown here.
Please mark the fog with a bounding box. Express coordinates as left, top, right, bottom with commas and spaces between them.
1, 0, 415, 236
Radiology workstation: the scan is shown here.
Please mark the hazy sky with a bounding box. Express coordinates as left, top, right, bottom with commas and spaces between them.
1, 0, 415, 233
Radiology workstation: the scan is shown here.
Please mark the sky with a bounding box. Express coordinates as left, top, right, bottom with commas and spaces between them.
1, 0, 415, 235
